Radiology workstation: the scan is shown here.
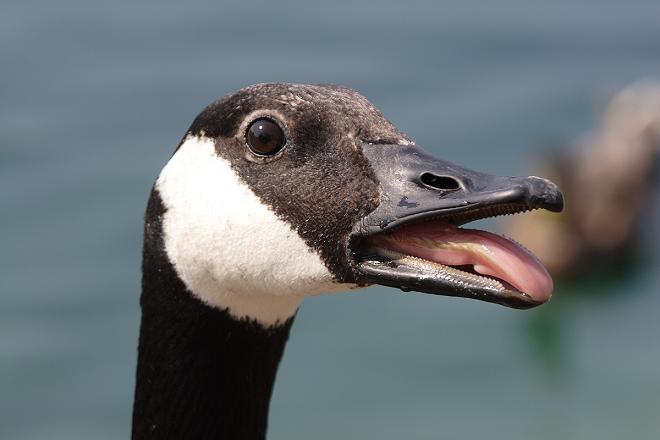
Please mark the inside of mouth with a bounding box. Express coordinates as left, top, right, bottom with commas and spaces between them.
364, 221, 554, 302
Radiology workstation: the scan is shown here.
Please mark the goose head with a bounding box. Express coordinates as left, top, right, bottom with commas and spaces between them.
151, 83, 563, 326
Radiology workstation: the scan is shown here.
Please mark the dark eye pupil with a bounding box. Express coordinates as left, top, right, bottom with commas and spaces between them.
246, 118, 285, 155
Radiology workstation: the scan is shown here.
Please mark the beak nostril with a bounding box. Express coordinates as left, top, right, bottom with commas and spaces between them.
420, 172, 461, 191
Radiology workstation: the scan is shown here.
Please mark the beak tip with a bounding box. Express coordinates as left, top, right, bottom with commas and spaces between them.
527, 176, 564, 212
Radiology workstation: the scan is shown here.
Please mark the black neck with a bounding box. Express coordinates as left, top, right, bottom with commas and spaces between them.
132, 191, 293, 440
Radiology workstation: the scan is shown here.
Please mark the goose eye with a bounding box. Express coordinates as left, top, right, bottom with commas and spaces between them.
246, 118, 285, 156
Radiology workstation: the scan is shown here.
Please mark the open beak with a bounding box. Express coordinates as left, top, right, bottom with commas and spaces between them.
351, 143, 564, 309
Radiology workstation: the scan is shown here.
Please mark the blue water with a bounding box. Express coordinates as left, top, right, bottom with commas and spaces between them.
2, 0, 660, 438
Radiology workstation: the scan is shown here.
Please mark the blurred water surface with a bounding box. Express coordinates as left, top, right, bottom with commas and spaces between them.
2, 1, 660, 439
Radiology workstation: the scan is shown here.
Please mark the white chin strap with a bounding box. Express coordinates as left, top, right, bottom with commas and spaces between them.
156, 135, 353, 326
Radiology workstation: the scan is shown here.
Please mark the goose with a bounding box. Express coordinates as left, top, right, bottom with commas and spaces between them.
132, 83, 563, 439
502, 80, 660, 278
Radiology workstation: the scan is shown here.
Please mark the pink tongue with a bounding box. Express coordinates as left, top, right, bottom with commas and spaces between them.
372, 223, 553, 302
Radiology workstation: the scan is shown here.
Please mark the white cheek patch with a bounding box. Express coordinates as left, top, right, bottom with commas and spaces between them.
156, 135, 351, 326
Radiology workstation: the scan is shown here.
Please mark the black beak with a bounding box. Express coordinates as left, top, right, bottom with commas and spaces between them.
351, 143, 564, 309
357, 143, 563, 233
